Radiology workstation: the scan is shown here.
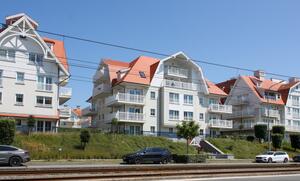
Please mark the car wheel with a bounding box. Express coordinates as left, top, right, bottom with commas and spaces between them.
134, 158, 141, 164
284, 158, 288, 163
268, 158, 272, 163
161, 158, 168, 164
9, 156, 22, 167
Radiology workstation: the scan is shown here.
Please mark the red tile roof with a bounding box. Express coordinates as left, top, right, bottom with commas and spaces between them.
43, 37, 69, 70
206, 80, 228, 96
216, 78, 237, 94
72, 108, 82, 117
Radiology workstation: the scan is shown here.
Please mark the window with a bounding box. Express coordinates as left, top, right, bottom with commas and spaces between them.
184, 111, 193, 121
16, 72, 24, 84
29, 52, 43, 65
169, 128, 173, 133
0, 49, 15, 61
37, 75, 52, 91
150, 126, 155, 133
129, 89, 142, 95
199, 113, 204, 121
199, 129, 204, 135
0, 70, 2, 87
209, 98, 217, 105
169, 110, 179, 120
16, 120, 22, 126
150, 91, 156, 99
169, 92, 179, 104
15, 94, 23, 105
139, 71, 146, 78
150, 109, 156, 116
36, 96, 52, 107
184, 94, 193, 105
199, 97, 205, 106
45, 121, 51, 132
37, 121, 43, 132
0, 92, 2, 104
0, 146, 17, 151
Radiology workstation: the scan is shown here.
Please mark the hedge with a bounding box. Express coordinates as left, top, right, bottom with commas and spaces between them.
0, 119, 16, 145
272, 126, 285, 135
254, 124, 267, 142
272, 134, 283, 150
290, 134, 300, 151
172, 154, 206, 163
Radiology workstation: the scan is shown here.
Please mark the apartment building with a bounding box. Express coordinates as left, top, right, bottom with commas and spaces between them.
84, 52, 232, 137
60, 107, 91, 128
217, 70, 300, 138
0, 13, 72, 132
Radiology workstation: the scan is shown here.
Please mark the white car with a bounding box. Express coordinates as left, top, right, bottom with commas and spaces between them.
255, 151, 289, 163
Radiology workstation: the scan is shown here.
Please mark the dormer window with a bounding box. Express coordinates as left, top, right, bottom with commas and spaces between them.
257, 82, 261, 87
139, 71, 146, 78
29, 52, 43, 65
46, 42, 54, 51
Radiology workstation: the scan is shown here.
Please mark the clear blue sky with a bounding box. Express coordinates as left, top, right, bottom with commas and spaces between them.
1, 0, 300, 108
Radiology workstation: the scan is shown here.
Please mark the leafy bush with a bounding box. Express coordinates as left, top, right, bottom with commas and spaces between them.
272, 134, 283, 150
254, 124, 267, 143
173, 154, 206, 163
272, 126, 285, 135
80, 130, 91, 150
246, 136, 255, 142
290, 134, 300, 151
0, 119, 16, 145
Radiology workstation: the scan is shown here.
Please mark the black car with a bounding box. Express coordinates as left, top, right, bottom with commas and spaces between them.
293, 155, 300, 162
122, 147, 172, 164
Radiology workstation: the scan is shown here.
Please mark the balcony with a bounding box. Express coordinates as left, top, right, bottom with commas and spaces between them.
293, 114, 300, 119
108, 112, 144, 123
261, 109, 280, 118
37, 83, 52, 91
105, 93, 145, 106
165, 66, 188, 78
59, 106, 71, 118
59, 87, 72, 105
82, 106, 97, 116
208, 119, 233, 129
230, 96, 249, 105
225, 109, 256, 119
164, 79, 204, 91
93, 83, 110, 97
208, 104, 232, 114
285, 125, 300, 132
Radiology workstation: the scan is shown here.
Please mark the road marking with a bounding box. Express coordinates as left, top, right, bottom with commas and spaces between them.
162, 174, 300, 181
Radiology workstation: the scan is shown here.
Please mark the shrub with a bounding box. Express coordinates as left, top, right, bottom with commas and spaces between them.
290, 134, 300, 151
254, 124, 267, 143
173, 154, 206, 163
246, 136, 255, 142
27, 115, 36, 135
272, 134, 283, 150
272, 126, 285, 135
0, 119, 16, 145
80, 130, 91, 150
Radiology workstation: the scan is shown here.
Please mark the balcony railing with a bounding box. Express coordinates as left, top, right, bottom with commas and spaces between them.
285, 125, 300, 132
230, 96, 249, 105
261, 109, 280, 117
37, 83, 52, 91
165, 66, 188, 78
93, 83, 110, 96
293, 114, 300, 119
59, 106, 71, 117
105, 93, 144, 105
108, 112, 144, 122
225, 109, 255, 119
208, 104, 232, 114
59, 87, 72, 98
208, 119, 233, 129
164, 79, 205, 92
82, 106, 97, 116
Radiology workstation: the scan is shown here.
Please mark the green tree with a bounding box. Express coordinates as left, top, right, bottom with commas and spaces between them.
27, 115, 36, 135
272, 134, 283, 150
254, 124, 267, 143
176, 121, 199, 154
80, 129, 91, 150
111, 118, 119, 134
290, 134, 300, 151
0, 119, 16, 145
272, 126, 285, 135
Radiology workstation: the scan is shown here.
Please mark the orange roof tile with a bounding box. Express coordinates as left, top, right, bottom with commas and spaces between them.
206, 80, 228, 96
72, 108, 82, 117
43, 37, 69, 70
216, 78, 237, 94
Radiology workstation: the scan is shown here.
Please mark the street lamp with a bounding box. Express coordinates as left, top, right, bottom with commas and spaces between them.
266, 80, 285, 151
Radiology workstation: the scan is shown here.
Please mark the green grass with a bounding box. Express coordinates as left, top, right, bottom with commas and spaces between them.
207, 138, 300, 159
13, 133, 195, 160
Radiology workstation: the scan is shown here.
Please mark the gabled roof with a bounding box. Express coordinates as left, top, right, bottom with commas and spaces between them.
43, 37, 69, 70
6, 13, 39, 28
206, 80, 227, 96
216, 78, 237, 94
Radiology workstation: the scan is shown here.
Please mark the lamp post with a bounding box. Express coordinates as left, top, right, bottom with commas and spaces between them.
267, 80, 284, 151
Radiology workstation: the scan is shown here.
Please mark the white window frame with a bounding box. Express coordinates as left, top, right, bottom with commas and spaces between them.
0, 49, 15, 61
169, 92, 179, 104
199, 113, 204, 121
150, 109, 156, 116
0, 70, 2, 87
150, 91, 156, 100
37, 75, 53, 91
29, 52, 43, 65
184, 111, 193, 121
0, 92, 2, 104
184, 94, 193, 105
36, 96, 52, 107
150, 126, 155, 133
16, 72, 25, 84
15, 94, 23, 106
169, 110, 179, 120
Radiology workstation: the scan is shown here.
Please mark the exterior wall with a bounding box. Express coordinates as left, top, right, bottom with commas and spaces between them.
284, 83, 300, 134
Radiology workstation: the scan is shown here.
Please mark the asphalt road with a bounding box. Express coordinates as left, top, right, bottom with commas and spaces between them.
162, 174, 300, 181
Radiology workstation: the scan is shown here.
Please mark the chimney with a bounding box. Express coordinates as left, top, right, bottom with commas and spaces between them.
254, 70, 265, 80
289, 77, 300, 83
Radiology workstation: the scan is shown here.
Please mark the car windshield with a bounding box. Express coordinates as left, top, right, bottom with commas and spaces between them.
263, 151, 274, 155
136, 148, 148, 153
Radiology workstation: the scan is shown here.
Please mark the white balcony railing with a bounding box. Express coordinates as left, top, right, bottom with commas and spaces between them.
105, 93, 144, 105
59, 87, 72, 98
59, 106, 71, 117
261, 109, 280, 117
208, 104, 232, 114
208, 119, 233, 129
285, 125, 300, 132
108, 112, 144, 122
165, 66, 188, 78
164, 79, 205, 92
82, 106, 97, 116
293, 114, 300, 119
225, 109, 256, 119
93, 83, 110, 96
37, 83, 52, 91
230, 96, 249, 105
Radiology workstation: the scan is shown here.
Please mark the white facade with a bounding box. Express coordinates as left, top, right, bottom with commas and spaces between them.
0, 14, 71, 132
85, 52, 232, 137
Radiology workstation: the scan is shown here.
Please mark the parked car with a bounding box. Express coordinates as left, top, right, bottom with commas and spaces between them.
293, 155, 300, 162
122, 147, 172, 164
255, 151, 289, 163
0, 145, 30, 166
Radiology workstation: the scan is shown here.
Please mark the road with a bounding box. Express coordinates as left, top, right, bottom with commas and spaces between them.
162, 174, 300, 181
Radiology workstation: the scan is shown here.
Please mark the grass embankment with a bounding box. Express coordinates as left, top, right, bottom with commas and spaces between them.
13, 133, 195, 160
208, 138, 300, 159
